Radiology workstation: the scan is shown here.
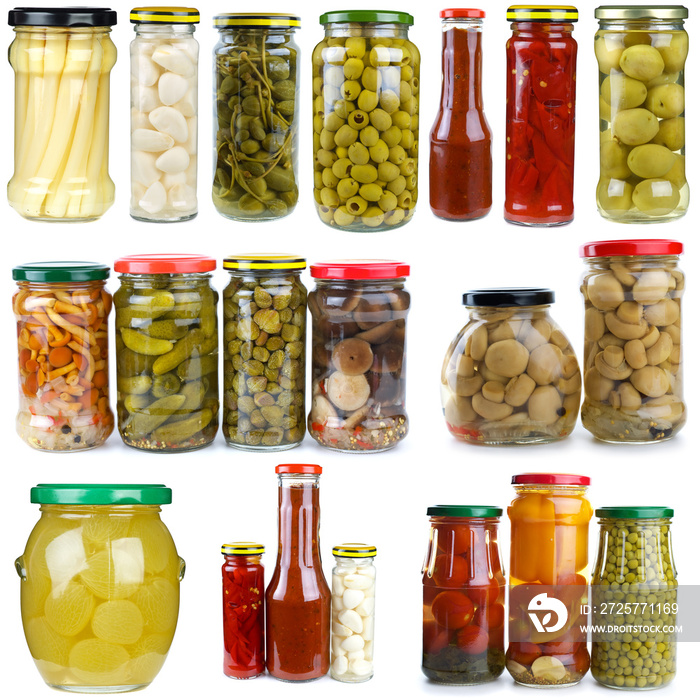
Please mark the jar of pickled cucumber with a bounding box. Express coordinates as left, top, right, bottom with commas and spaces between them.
16, 483, 185, 693
595, 5, 689, 222
114, 254, 219, 451
312, 11, 420, 231
212, 14, 300, 220
8, 7, 117, 222
222, 256, 307, 450
580, 240, 684, 443
591, 507, 678, 689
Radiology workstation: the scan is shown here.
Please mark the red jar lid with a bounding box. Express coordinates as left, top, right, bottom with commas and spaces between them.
114, 254, 216, 274
512, 473, 590, 486
440, 8, 485, 18
310, 259, 410, 280
579, 239, 683, 258
276, 464, 322, 474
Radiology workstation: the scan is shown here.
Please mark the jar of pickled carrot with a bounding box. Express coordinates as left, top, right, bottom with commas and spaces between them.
506, 473, 591, 687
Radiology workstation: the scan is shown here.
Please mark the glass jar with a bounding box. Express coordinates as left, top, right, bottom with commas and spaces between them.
222, 542, 265, 680
212, 14, 300, 221
312, 11, 420, 231
504, 5, 578, 226
441, 289, 581, 445
130, 7, 199, 222
8, 7, 117, 222
580, 239, 684, 443
595, 5, 688, 222
591, 507, 678, 690
331, 543, 376, 683
507, 474, 592, 687
266, 464, 331, 682
308, 260, 410, 452
12, 262, 114, 451
422, 506, 506, 685
113, 254, 219, 452
222, 256, 307, 450
430, 9, 492, 221
16, 483, 185, 693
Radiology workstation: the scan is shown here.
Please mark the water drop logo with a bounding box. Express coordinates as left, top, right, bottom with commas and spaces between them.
528, 593, 568, 633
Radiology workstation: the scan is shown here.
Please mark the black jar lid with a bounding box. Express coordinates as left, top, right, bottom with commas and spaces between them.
9, 7, 117, 27
462, 288, 555, 307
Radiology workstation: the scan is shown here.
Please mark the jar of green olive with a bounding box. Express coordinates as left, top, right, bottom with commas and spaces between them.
222, 256, 307, 450
212, 14, 300, 221
313, 11, 420, 231
591, 507, 678, 690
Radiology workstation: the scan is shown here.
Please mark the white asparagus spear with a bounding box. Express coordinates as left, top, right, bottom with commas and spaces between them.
10, 31, 30, 166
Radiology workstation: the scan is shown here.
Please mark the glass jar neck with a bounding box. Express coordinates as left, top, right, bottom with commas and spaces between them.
598, 18, 684, 31
14, 25, 112, 36
598, 517, 672, 529
40, 503, 162, 515
227, 269, 303, 281
17, 280, 107, 292
334, 555, 374, 566
514, 484, 588, 496
276, 474, 322, 568
467, 304, 552, 321
430, 516, 500, 527
217, 27, 296, 43
224, 554, 262, 565
442, 18, 483, 31
314, 278, 405, 292
134, 24, 196, 37
119, 272, 212, 285
511, 21, 575, 37
585, 255, 680, 270
324, 22, 408, 39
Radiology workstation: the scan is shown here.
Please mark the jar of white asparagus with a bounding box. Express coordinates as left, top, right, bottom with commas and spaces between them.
8, 7, 117, 222
130, 7, 199, 221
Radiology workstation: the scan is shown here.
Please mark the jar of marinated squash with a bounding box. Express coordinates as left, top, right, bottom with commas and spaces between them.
313, 11, 420, 231
114, 254, 219, 451
130, 6, 199, 222
8, 7, 117, 222
441, 289, 581, 445
591, 507, 678, 690
308, 260, 410, 452
213, 14, 300, 220
13, 262, 114, 451
16, 483, 185, 693
595, 5, 688, 222
422, 506, 506, 685
222, 256, 307, 450
580, 240, 684, 443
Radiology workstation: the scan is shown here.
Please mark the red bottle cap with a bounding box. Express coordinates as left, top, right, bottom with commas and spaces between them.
310, 260, 410, 280
440, 8, 485, 18
276, 464, 323, 475
114, 254, 217, 274
512, 473, 590, 486
579, 239, 683, 258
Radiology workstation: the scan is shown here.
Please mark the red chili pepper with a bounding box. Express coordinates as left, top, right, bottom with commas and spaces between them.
311, 422, 325, 432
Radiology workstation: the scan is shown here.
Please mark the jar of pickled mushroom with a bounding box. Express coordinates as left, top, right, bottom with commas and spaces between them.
130, 7, 199, 222
312, 11, 420, 231
12, 262, 114, 451
580, 239, 684, 443
308, 260, 410, 452
591, 507, 678, 690
222, 542, 265, 679
16, 483, 185, 693
212, 14, 300, 220
507, 473, 591, 687
8, 7, 117, 222
595, 5, 688, 222
505, 5, 578, 226
441, 289, 581, 445
114, 254, 219, 451
331, 543, 376, 683
222, 256, 307, 450
422, 506, 506, 685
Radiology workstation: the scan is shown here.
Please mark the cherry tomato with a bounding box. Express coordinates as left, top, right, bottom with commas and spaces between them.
539, 640, 579, 656
468, 578, 501, 607
431, 591, 475, 630
436, 524, 470, 555
508, 642, 542, 667
474, 602, 504, 631
456, 625, 489, 655
423, 621, 451, 655
432, 554, 468, 587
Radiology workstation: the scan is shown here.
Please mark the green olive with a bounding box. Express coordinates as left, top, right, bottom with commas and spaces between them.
359, 183, 382, 202
656, 32, 688, 73
348, 109, 370, 130
361, 66, 381, 91
361, 206, 385, 227
320, 187, 340, 207
332, 158, 353, 179
341, 79, 361, 101
360, 125, 380, 147
333, 205, 356, 226
346, 195, 368, 215
357, 89, 379, 112
378, 162, 401, 182
334, 124, 358, 148
620, 44, 665, 82
378, 190, 398, 212
645, 84, 684, 119
601, 139, 632, 179
601, 74, 647, 109
379, 90, 400, 114
345, 37, 366, 59
369, 108, 392, 132
351, 164, 378, 184
386, 175, 406, 195
322, 168, 340, 188
613, 108, 659, 146
597, 177, 634, 214
337, 177, 359, 199
343, 58, 364, 80
348, 142, 370, 165
595, 33, 624, 73
627, 144, 676, 178
632, 178, 680, 215
369, 140, 389, 163
665, 154, 686, 189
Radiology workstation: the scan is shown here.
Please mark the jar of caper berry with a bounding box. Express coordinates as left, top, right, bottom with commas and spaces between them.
312, 11, 420, 231
591, 507, 678, 690
222, 256, 307, 450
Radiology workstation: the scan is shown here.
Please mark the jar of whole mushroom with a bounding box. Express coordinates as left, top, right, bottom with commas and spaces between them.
441, 289, 581, 445
580, 239, 684, 443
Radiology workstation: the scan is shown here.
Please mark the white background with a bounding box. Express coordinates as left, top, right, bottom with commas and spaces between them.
1, 0, 698, 698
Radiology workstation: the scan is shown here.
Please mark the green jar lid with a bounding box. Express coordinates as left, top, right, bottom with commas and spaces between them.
13, 261, 110, 283
320, 10, 414, 25
31, 484, 172, 505
596, 506, 674, 519
427, 505, 503, 518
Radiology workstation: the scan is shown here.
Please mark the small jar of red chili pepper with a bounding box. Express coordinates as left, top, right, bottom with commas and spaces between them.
422, 505, 506, 685
504, 5, 578, 226
430, 8, 492, 221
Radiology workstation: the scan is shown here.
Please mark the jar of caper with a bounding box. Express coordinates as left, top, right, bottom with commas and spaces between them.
313, 11, 420, 231
213, 14, 300, 221
222, 256, 307, 450
591, 507, 678, 690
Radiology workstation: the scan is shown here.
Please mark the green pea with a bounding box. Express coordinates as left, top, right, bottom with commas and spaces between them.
351, 164, 378, 184
358, 89, 379, 112
348, 142, 370, 165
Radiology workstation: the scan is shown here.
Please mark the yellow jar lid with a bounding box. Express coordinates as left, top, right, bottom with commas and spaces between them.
507, 5, 579, 21
333, 543, 377, 558
130, 7, 200, 24
223, 255, 306, 271
213, 14, 301, 28
221, 542, 265, 555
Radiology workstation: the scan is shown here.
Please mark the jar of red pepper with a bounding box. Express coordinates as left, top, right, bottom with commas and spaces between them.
505, 5, 578, 226
222, 542, 265, 679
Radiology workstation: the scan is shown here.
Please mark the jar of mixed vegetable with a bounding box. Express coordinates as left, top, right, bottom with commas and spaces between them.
595, 5, 688, 222
213, 14, 300, 220
504, 5, 578, 226
308, 260, 410, 452
313, 11, 420, 230
114, 254, 219, 452
222, 256, 307, 450
13, 262, 114, 451
422, 506, 506, 685
8, 7, 117, 222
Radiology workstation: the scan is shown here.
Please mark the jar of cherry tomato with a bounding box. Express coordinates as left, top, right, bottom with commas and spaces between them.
222, 542, 265, 679
422, 506, 506, 685
504, 5, 578, 226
